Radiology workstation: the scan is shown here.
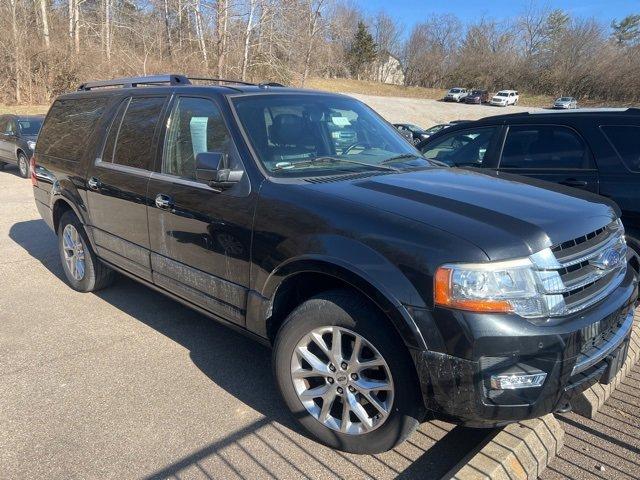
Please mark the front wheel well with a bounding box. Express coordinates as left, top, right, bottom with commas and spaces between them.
52, 199, 74, 233
266, 272, 408, 350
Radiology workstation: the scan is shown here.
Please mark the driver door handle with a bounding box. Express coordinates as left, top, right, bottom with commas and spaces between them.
155, 194, 174, 210
87, 177, 102, 190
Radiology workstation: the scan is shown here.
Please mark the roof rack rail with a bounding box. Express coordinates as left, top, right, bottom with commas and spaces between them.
188, 77, 257, 86
77, 74, 191, 91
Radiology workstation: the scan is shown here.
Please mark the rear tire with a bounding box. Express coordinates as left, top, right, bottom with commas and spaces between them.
58, 210, 115, 292
17, 152, 29, 178
273, 289, 423, 454
0, 161, 6, 171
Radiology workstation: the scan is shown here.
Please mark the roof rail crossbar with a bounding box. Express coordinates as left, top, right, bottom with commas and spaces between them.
187, 77, 257, 86
78, 74, 191, 91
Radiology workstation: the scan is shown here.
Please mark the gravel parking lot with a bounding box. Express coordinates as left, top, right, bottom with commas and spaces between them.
0, 168, 489, 478
347, 93, 538, 129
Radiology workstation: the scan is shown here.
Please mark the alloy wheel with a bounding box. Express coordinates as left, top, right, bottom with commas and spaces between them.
290, 326, 394, 435
62, 224, 86, 281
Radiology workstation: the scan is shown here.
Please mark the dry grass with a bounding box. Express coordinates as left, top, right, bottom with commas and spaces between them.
307, 78, 447, 101
0, 105, 49, 115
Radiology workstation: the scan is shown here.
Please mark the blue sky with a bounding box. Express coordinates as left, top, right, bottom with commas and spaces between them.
354, 0, 639, 31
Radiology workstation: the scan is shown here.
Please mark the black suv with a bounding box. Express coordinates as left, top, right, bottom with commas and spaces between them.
32, 76, 639, 454
0, 114, 44, 177
416, 109, 640, 254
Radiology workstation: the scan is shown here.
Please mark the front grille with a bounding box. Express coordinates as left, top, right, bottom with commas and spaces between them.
548, 220, 627, 315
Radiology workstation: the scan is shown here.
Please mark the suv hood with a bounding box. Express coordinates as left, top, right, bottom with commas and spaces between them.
305, 168, 618, 260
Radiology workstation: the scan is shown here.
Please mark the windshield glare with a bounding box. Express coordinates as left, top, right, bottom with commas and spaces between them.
18, 119, 43, 135
450, 89, 461, 93
232, 94, 431, 177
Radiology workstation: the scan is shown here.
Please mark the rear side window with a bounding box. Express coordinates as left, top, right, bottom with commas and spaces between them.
38, 97, 108, 161
107, 96, 165, 170
601, 126, 640, 172
500, 125, 591, 169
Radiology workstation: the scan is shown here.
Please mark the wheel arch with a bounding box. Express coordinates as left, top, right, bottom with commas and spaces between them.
258, 257, 428, 351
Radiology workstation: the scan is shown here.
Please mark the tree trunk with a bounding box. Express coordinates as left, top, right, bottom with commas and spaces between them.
68, 0, 74, 47
194, 0, 208, 66
10, 0, 21, 103
104, 0, 111, 61
301, 0, 323, 87
241, 0, 256, 81
73, 0, 80, 54
40, 0, 50, 50
216, 0, 227, 77
163, 0, 173, 58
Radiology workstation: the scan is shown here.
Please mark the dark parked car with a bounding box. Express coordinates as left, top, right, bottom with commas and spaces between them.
464, 90, 489, 104
416, 108, 640, 255
32, 76, 639, 454
0, 114, 44, 177
393, 123, 428, 144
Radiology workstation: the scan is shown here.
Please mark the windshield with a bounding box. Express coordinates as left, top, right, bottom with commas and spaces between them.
425, 124, 447, 134
232, 94, 432, 177
450, 88, 461, 93
18, 118, 43, 135
496, 92, 508, 97
559, 97, 572, 101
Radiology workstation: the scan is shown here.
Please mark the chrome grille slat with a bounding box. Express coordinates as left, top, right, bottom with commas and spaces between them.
546, 220, 627, 316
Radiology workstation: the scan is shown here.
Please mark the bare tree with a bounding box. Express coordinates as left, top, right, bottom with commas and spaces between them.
39, 0, 50, 50
216, 0, 228, 76
241, 0, 256, 81
301, 0, 326, 87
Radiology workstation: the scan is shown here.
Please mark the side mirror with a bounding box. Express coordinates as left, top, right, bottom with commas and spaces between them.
195, 152, 243, 191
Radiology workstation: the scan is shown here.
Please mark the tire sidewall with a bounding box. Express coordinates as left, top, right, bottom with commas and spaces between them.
58, 211, 98, 292
273, 291, 422, 454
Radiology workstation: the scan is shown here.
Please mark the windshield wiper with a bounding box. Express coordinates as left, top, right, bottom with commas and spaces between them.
272, 156, 400, 172
380, 153, 420, 164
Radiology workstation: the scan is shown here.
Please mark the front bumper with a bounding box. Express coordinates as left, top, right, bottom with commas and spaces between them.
411, 261, 638, 427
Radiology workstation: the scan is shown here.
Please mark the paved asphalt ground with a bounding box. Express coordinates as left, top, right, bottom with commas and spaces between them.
0, 168, 490, 478
2, 164, 638, 479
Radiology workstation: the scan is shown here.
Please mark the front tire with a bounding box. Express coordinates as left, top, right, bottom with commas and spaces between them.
17, 152, 29, 178
58, 211, 115, 292
273, 290, 423, 454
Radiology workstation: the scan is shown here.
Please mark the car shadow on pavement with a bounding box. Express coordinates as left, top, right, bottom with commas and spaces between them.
10, 219, 493, 479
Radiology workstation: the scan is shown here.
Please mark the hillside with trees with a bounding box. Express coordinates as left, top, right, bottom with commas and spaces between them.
0, 1, 639, 105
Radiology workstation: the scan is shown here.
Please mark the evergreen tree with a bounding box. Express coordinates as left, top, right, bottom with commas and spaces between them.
347, 21, 377, 79
612, 14, 640, 46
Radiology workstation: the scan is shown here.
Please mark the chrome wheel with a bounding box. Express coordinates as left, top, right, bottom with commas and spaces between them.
291, 326, 394, 435
18, 155, 28, 177
62, 224, 86, 281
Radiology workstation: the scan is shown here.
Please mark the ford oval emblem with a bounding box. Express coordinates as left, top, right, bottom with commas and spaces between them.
592, 248, 622, 270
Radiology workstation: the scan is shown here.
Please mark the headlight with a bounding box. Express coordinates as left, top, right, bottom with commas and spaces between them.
434, 257, 555, 317
27, 140, 36, 150
435, 221, 627, 318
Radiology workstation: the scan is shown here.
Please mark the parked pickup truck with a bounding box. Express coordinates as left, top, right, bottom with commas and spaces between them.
32, 75, 639, 454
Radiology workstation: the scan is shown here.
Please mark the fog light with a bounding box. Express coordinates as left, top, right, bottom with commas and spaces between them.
490, 372, 547, 390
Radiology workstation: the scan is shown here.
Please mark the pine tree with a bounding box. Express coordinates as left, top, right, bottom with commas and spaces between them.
612, 15, 640, 46
347, 21, 377, 80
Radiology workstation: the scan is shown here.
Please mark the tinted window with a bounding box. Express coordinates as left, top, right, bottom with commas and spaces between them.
18, 118, 43, 135
419, 127, 498, 166
500, 125, 590, 169
163, 97, 236, 179
112, 97, 165, 170
101, 98, 130, 164
37, 97, 108, 161
4, 119, 16, 134
601, 126, 640, 172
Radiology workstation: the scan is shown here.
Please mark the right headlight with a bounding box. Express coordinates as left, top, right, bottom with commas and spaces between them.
434, 256, 560, 318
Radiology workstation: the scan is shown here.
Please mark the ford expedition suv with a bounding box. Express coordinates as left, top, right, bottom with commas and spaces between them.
32, 75, 639, 454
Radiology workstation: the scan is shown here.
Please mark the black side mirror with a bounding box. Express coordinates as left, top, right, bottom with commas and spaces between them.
195, 152, 243, 191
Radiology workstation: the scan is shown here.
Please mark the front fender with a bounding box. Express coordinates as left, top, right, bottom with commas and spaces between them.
258, 235, 430, 350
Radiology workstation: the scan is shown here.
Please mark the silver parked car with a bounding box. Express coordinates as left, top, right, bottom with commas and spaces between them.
444, 87, 468, 102
553, 97, 578, 109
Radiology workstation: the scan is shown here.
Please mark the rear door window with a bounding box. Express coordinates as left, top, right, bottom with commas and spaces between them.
600, 125, 640, 172
37, 97, 108, 161
500, 125, 592, 169
110, 96, 165, 170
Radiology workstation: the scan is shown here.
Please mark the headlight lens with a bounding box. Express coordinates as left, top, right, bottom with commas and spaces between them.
27, 140, 36, 150
435, 258, 553, 317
